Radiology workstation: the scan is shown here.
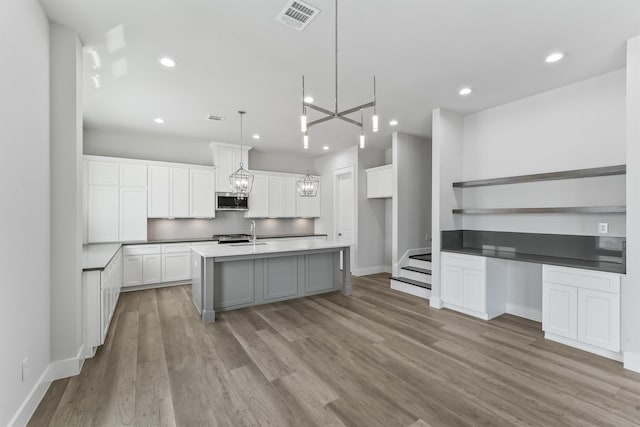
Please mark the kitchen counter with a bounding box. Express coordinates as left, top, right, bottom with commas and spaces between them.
191, 240, 351, 323
441, 247, 625, 274
82, 243, 122, 271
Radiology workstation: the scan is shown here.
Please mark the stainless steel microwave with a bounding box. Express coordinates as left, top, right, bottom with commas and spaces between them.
216, 192, 249, 211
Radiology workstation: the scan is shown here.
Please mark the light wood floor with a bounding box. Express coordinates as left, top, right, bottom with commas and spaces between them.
30, 273, 640, 426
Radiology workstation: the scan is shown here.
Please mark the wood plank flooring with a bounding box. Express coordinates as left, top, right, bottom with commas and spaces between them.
30, 273, 640, 426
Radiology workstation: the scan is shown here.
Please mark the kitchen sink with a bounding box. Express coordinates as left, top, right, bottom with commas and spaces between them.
230, 242, 268, 246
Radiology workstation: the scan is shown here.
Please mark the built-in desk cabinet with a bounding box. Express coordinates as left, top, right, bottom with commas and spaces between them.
543, 265, 621, 358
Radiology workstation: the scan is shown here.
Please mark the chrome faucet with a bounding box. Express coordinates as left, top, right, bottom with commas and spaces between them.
250, 220, 256, 243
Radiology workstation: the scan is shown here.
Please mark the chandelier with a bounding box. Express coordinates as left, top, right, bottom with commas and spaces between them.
229, 111, 254, 199
296, 170, 319, 197
300, 0, 377, 150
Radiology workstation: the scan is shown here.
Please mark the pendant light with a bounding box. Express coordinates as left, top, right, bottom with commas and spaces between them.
229, 111, 254, 199
297, 170, 319, 197
300, 0, 377, 148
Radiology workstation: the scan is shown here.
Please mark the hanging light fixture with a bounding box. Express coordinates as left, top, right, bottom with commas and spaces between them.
297, 170, 319, 197
229, 111, 254, 199
300, 0, 377, 149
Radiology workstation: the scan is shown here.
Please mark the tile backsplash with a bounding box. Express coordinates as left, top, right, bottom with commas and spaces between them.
147, 212, 315, 240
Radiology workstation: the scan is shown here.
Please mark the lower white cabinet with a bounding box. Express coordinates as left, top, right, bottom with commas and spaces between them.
162, 252, 191, 282
441, 252, 506, 320
542, 264, 621, 356
142, 254, 162, 285
123, 255, 143, 287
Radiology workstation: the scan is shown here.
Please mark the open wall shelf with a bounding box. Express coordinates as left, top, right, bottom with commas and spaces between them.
453, 206, 626, 215
452, 165, 626, 188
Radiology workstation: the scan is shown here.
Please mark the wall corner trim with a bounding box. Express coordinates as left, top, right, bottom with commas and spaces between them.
430, 297, 444, 309
48, 345, 85, 382
624, 352, 640, 373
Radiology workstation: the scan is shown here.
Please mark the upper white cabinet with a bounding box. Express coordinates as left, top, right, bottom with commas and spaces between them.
120, 164, 147, 187
169, 167, 190, 217
190, 169, 216, 218
296, 186, 321, 218
542, 264, 621, 354
119, 187, 147, 241
88, 161, 119, 186
269, 176, 296, 218
211, 143, 251, 193
88, 186, 119, 242
245, 174, 270, 218
147, 166, 169, 218
366, 164, 392, 199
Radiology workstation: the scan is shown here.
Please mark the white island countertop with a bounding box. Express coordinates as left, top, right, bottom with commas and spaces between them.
190, 239, 349, 259
83, 243, 122, 271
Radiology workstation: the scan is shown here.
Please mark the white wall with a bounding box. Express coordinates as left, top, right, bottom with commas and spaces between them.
248, 150, 316, 175
0, 1, 51, 425
392, 132, 432, 275
84, 127, 214, 166
357, 148, 387, 274
624, 36, 640, 372
50, 23, 84, 371
461, 69, 627, 236
431, 109, 464, 307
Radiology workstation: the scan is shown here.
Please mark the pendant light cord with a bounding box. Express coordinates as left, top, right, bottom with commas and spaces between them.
334, 0, 338, 114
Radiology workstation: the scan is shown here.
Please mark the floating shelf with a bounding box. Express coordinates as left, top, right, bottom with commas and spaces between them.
453, 206, 626, 214
452, 165, 626, 188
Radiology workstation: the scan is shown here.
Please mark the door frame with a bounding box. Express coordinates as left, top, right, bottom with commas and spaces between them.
333, 165, 356, 272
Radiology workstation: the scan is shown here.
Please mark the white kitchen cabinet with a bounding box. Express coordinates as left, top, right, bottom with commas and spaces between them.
295, 179, 321, 218
147, 166, 169, 218
578, 288, 620, 352
245, 174, 270, 218
441, 252, 506, 320
162, 253, 191, 282
120, 164, 147, 187
542, 264, 621, 358
142, 254, 162, 285
123, 255, 143, 287
119, 187, 147, 241
269, 176, 296, 217
169, 167, 190, 217
542, 282, 578, 340
213, 144, 251, 192
88, 160, 119, 186
88, 186, 119, 242
189, 168, 215, 218
366, 164, 392, 198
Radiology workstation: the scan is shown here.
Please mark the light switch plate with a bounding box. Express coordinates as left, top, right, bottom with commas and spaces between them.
598, 222, 609, 234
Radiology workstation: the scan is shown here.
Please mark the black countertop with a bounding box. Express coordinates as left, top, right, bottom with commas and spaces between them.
441, 247, 626, 274
87, 234, 329, 246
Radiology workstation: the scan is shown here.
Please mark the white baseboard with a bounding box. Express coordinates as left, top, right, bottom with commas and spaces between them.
48, 345, 85, 382
383, 265, 392, 274
121, 280, 189, 292
8, 366, 52, 427
545, 333, 623, 362
506, 303, 542, 322
624, 352, 640, 373
429, 296, 444, 309
352, 266, 389, 276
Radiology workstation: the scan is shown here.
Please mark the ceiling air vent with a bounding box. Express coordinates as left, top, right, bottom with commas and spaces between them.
207, 114, 225, 122
276, 0, 320, 31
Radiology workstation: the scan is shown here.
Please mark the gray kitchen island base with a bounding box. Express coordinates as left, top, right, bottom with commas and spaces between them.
191, 244, 351, 323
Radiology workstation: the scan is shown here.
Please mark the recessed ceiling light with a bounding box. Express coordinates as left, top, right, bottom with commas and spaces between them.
252, 134, 260, 140
545, 52, 566, 63
304, 96, 315, 103
389, 120, 398, 126
159, 57, 176, 68
154, 117, 165, 124
459, 87, 472, 96
323, 145, 329, 150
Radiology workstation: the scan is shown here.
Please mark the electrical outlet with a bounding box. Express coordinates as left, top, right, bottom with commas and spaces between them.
598, 222, 609, 234
21, 357, 29, 382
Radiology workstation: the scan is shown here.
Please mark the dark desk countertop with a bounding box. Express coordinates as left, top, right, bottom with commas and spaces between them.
441, 247, 626, 274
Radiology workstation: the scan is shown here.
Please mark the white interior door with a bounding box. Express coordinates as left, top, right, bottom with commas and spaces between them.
334, 167, 354, 271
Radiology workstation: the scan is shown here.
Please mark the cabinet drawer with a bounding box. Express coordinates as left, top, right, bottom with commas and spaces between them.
124, 244, 161, 256
442, 252, 486, 271
543, 265, 620, 294
162, 243, 192, 254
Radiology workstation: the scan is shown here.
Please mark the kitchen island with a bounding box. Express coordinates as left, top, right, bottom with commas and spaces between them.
190, 240, 351, 323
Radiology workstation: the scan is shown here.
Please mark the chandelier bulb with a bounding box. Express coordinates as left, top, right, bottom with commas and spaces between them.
372, 114, 379, 132
301, 115, 307, 133
304, 133, 309, 150
360, 133, 365, 149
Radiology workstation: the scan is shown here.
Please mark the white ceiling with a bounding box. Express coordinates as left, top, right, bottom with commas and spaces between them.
41, 0, 640, 155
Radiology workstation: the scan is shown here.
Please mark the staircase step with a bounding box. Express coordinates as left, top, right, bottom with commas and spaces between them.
409, 253, 432, 262
401, 266, 432, 275
390, 276, 432, 290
